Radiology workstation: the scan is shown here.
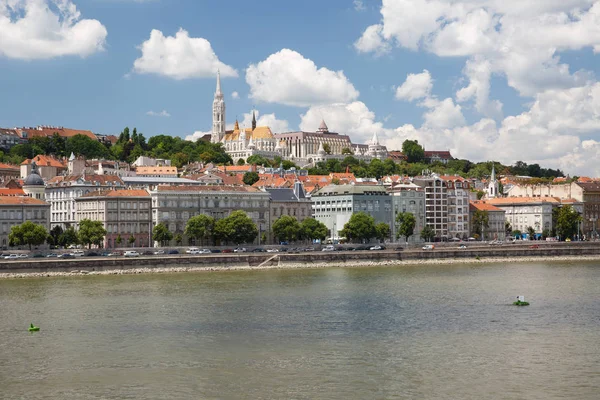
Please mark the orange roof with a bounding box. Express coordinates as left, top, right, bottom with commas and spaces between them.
0, 196, 48, 206
0, 188, 25, 196
211, 172, 244, 185
470, 201, 504, 212
136, 166, 178, 175
156, 185, 261, 193
47, 174, 124, 186
214, 165, 256, 173
0, 163, 19, 171
17, 126, 96, 140
223, 126, 273, 141
486, 197, 560, 205
440, 175, 465, 181
80, 189, 149, 198
21, 155, 66, 168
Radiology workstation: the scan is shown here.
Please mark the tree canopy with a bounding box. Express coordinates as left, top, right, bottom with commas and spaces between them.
402, 140, 425, 163
185, 215, 215, 245
555, 205, 582, 240
420, 225, 435, 242
396, 212, 416, 242
272, 215, 301, 243
243, 171, 260, 186
78, 219, 107, 249
214, 211, 258, 245
471, 210, 490, 238
9, 221, 47, 250
375, 222, 391, 242
300, 218, 328, 242
341, 212, 377, 243
153, 223, 173, 247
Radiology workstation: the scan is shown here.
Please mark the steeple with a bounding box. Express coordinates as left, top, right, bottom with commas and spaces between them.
490, 162, 496, 182
234, 119, 240, 131
212, 70, 226, 143
215, 69, 222, 96
371, 132, 379, 145
317, 119, 329, 133
252, 109, 257, 131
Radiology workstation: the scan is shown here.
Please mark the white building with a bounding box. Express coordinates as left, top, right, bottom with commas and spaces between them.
441, 176, 471, 240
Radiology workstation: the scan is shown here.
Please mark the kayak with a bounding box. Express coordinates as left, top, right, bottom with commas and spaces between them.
28, 324, 40, 332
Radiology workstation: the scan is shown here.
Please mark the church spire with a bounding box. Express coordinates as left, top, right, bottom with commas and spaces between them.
212, 70, 226, 143
252, 109, 257, 131
490, 162, 496, 182
215, 69, 222, 96
371, 131, 379, 145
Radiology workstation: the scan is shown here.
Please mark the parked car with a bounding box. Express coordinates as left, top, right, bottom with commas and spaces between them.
279, 241, 289, 245
4, 254, 19, 259
252, 248, 266, 253
32, 253, 44, 258
124, 251, 140, 257
86, 252, 100, 257
422, 244, 435, 250
266, 248, 279, 253
322, 245, 335, 252
458, 244, 467, 249
71, 250, 84, 257
369, 245, 385, 251
101, 252, 111, 257
59, 253, 74, 258
199, 249, 212, 254
304, 247, 315, 252
210, 249, 222, 253
18, 254, 28, 258
107, 251, 122, 257
222, 249, 233, 253
153, 250, 165, 255
46, 253, 59, 258
530, 244, 540, 249
233, 248, 247, 253
168, 250, 179, 255
186, 248, 200, 254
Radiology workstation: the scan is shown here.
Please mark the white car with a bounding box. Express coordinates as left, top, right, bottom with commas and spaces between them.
369, 245, 384, 251
124, 251, 140, 257
71, 250, 85, 257
422, 244, 435, 250
18, 254, 29, 258
233, 248, 247, 253
321, 245, 335, 252
4, 254, 19, 259
199, 249, 212, 254
186, 248, 200, 254
153, 250, 165, 255
266, 248, 279, 253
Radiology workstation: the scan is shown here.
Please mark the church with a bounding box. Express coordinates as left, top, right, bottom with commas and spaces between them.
209, 72, 388, 166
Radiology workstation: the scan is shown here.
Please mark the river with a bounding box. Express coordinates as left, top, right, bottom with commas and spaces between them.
1, 261, 599, 399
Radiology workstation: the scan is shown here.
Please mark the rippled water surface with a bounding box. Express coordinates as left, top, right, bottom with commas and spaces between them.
1, 261, 600, 399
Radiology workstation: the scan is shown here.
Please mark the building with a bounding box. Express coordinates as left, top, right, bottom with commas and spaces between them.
132, 156, 171, 167
470, 201, 506, 241
45, 174, 126, 229
389, 182, 426, 243
135, 166, 178, 178
122, 176, 205, 189
311, 184, 392, 240
0, 196, 50, 250
0, 128, 23, 150
150, 185, 271, 246
20, 155, 66, 180
266, 182, 312, 242
0, 162, 20, 184
424, 150, 453, 164
413, 175, 448, 239
75, 190, 152, 249
15, 125, 97, 141
22, 162, 46, 200
441, 176, 471, 240
486, 163, 500, 199
210, 71, 281, 163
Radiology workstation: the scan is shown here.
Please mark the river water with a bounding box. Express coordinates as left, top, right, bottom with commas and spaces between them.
1, 261, 599, 399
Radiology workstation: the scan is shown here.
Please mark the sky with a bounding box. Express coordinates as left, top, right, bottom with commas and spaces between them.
2, 0, 600, 175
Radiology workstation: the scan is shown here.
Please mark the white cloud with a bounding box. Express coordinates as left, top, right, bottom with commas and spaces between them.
231, 91, 239, 99
0, 0, 107, 60
228, 109, 290, 133
185, 130, 210, 142
146, 110, 170, 117
422, 98, 466, 128
245, 49, 359, 107
353, 0, 366, 11
133, 28, 237, 80
395, 70, 433, 101
356, 0, 600, 118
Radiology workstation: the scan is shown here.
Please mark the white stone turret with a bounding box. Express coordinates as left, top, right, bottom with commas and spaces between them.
212, 70, 226, 143
487, 162, 499, 198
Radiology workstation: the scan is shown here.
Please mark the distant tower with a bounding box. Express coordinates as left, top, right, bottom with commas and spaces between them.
252, 110, 257, 131
23, 162, 45, 200
212, 70, 226, 143
487, 163, 499, 198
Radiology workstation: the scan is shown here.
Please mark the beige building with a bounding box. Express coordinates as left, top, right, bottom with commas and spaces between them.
150, 185, 271, 246
75, 189, 152, 249
441, 176, 471, 240
413, 175, 448, 238
0, 196, 50, 250
20, 155, 66, 180
469, 201, 506, 241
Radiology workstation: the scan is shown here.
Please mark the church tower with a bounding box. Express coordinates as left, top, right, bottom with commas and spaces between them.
487, 163, 499, 198
212, 70, 226, 143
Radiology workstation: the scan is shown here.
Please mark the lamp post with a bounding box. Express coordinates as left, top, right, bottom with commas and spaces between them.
590, 216, 597, 241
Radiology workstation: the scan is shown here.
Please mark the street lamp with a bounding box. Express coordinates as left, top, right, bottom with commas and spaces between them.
589, 216, 597, 241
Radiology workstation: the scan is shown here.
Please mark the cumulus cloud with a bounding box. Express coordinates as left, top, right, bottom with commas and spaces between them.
185, 130, 210, 142
231, 91, 239, 99
146, 110, 170, 117
0, 0, 107, 60
395, 70, 433, 101
245, 49, 359, 107
354, 24, 390, 55
133, 28, 237, 79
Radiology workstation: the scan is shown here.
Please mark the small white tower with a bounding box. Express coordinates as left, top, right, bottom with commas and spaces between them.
487, 163, 499, 198
211, 70, 226, 143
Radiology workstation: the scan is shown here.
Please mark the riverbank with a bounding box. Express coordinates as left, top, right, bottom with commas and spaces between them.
1, 254, 599, 279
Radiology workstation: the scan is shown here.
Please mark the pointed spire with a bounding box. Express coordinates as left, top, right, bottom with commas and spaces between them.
490, 162, 496, 181
371, 132, 379, 145
248, 135, 255, 149
215, 69, 222, 96
317, 119, 329, 133
252, 109, 257, 131
234, 119, 240, 131
317, 142, 326, 155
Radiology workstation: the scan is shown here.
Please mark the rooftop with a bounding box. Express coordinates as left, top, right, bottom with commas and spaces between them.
0, 196, 48, 206
154, 185, 263, 193
470, 201, 504, 212
79, 189, 150, 199
313, 184, 388, 196
21, 155, 66, 168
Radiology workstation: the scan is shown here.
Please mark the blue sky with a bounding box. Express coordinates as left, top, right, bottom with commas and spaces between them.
2, 0, 600, 175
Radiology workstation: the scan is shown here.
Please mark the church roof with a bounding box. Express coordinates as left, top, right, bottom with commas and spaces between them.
224, 126, 273, 141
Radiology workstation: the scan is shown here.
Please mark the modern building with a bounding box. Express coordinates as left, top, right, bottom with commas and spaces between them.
149, 185, 270, 246
469, 201, 506, 241
75, 189, 152, 249
311, 184, 392, 240
45, 174, 126, 229
388, 182, 426, 243
0, 196, 50, 250
441, 176, 471, 240
413, 174, 448, 239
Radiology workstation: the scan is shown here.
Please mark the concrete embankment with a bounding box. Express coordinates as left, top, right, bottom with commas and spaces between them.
1, 242, 600, 278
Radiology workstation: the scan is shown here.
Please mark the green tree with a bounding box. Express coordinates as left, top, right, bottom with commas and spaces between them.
116, 234, 123, 247
527, 226, 536, 240
78, 219, 107, 249
272, 215, 301, 243
555, 205, 582, 240
341, 212, 377, 243
472, 209, 489, 239
128, 234, 136, 247
48, 225, 63, 246
171, 152, 189, 169
513, 229, 522, 239
375, 222, 391, 243
237, 158, 246, 165
476, 190, 485, 200
185, 215, 215, 245
243, 171, 260, 186
505, 221, 513, 236
420, 225, 435, 242
214, 211, 258, 245
396, 212, 416, 243
402, 139, 425, 163
542, 228, 550, 239
152, 223, 173, 247
8, 221, 48, 250
66, 134, 112, 160
300, 218, 328, 243
322, 143, 332, 155
174, 233, 183, 246
341, 147, 353, 155
59, 226, 79, 248
246, 155, 270, 166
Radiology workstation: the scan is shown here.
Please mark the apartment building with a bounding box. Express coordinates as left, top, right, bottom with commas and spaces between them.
388, 182, 426, 243
413, 175, 448, 239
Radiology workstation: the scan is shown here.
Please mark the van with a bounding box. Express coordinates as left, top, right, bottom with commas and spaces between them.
124, 251, 140, 257
322, 245, 335, 252
186, 248, 200, 254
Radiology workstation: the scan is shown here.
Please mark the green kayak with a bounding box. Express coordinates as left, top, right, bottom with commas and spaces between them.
28, 324, 40, 332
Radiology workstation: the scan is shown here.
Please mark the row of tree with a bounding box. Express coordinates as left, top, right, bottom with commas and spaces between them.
9, 220, 107, 250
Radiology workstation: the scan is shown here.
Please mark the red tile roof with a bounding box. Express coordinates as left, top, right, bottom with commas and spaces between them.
17, 126, 96, 140
0, 163, 19, 171
470, 200, 504, 212
47, 174, 124, 186
0, 188, 25, 196
21, 155, 66, 168
0, 196, 48, 205
155, 185, 261, 193
80, 189, 149, 198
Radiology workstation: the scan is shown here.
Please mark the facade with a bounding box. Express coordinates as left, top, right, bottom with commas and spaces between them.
75, 190, 152, 249
150, 185, 270, 246
132, 156, 171, 167
0, 163, 20, 185
0, 196, 50, 250
389, 182, 426, 243
45, 174, 126, 229
485, 197, 561, 235
441, 176, 471, 240
311, 184, 392, 240
135, 166, 178, 178
266, 183, 312, 242
413, 175, 448, 238
20, 155, 66, 180
15, 125, 96, 141
0, 128, 23, 150
469, 201, 506, 241
424, 151, 453, 164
